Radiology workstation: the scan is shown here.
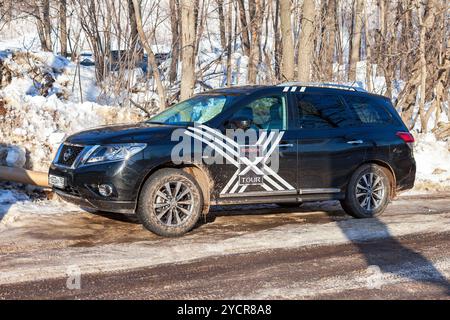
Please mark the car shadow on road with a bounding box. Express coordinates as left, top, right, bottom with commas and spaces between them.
335, 214, 450, 295
205, 202, 346, 223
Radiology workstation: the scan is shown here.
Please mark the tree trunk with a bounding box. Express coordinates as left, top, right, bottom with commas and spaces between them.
417, 0, 436, 132
348, 0, 363, 81
216, 0, 227, 51
279, 0, 294, 81
324, 0, 336, 80
59, 0, 68, 56
226, 0, 233, 86
237, 0, 250, 57
247, 0, 262, 84
363, 2, 373, 92
39, 0, 52, 51
297, 0, 315, 82
36, 21, 48, 52
131, 0, 167, 110
273, 0, 281, 81
180, 0, 196, 100
169, 0, 180, 84
128, 0, 140, 51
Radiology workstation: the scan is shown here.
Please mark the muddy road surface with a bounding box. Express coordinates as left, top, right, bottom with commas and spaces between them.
0, 193, 449, 299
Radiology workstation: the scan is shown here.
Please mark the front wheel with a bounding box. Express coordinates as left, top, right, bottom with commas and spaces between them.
340, 164, 391, 218
137, 169, 203, 237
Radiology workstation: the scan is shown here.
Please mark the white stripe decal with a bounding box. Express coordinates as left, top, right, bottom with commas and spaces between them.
290, 86, 297, 92
185, 126, 295, 195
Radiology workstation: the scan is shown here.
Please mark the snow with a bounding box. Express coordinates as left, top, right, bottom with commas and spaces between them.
414, 133, 450, 188
0, 189, 30, 222
0, 189, 29, 204
0, 49, 145, 171
5, 146, 26, 167
0, 195, 78, 225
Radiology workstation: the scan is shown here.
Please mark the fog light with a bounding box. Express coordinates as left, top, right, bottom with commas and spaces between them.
98, 184, 113, 197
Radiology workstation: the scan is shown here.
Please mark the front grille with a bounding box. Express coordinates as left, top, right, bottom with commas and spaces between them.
57, 144, 84, 167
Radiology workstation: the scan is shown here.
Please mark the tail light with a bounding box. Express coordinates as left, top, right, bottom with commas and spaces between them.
396, 131, 415, 149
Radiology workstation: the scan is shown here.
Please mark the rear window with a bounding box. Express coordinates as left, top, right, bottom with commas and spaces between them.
344, 95, 393, 125
296, 94, 357, 128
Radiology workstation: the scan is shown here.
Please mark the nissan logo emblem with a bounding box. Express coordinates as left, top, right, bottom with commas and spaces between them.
63, 148, 73, 162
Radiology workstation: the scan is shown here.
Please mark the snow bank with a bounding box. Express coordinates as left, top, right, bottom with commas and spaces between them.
0, 189, 30, 221
413, 133, 450, 189
0, 50, 145, 171
0, 189, 29, 204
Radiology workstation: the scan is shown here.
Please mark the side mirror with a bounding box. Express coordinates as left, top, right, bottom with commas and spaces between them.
227, 117, 252, 130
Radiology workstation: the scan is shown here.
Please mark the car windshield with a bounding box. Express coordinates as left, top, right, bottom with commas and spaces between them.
148, 94, 234, 125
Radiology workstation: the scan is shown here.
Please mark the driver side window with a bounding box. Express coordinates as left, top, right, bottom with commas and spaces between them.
233, 95, 287, 130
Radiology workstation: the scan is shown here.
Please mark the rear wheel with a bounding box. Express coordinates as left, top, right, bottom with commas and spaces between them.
340, 164, 391, 218
137, 169, 203, 237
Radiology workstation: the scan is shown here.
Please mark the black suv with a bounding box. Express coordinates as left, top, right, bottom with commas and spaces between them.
49, 83, 416, 236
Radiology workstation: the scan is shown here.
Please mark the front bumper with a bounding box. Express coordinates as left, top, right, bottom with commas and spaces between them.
49, 158, 149, 214
55, 189, 136, 213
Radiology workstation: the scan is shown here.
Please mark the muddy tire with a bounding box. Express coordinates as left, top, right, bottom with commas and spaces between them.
137, 168, 203, 237
340, 164, 391, 218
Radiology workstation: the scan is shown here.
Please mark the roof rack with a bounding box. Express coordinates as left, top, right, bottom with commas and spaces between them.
277, 82, 367, 92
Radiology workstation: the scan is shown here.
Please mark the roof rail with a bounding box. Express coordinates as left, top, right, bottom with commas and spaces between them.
277, 82, 367, 92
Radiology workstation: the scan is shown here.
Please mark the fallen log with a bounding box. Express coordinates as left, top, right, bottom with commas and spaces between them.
0, 166, 49, 187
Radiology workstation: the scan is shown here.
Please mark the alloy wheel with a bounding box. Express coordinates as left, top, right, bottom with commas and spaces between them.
154, 181, 194, 226
355, 172, 385, 211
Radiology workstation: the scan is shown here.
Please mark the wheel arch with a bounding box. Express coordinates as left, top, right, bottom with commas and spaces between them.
134, 161, 212, 215
361, 159, 397, 198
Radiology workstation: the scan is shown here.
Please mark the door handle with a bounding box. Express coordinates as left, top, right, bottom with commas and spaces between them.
346, 140, 364, 145
279, 143, 294, 148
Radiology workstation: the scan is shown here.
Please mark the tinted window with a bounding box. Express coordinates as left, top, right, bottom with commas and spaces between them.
344, 96, 392, 125
150, 95, 234, 124
296, 94, 355, 128
233, 95, 287, 130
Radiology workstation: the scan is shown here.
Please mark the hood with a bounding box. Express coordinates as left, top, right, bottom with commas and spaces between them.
65, 122, 184, 145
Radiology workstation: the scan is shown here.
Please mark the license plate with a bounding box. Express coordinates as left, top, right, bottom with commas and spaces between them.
48, 174, 66, 188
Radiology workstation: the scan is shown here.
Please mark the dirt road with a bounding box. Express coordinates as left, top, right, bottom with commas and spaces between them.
0, 193, 449, 299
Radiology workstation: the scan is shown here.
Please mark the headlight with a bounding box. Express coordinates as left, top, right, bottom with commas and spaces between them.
85, 143, 146, 164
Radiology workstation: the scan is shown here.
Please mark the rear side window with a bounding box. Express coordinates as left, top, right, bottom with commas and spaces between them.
344, 96, 393, 125
295, 94, 356, 128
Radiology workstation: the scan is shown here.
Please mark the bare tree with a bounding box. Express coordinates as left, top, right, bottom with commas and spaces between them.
297, 0, 315, 81
131, 0, 167, 109
363, 1, 373, 91
59, 0, 68, 56
323, 0, 336, 80
169, 0, 180, 84
237, 0, 250, 57
127, 0, 139, 51
272, 0, 281, 81
226, 0, 233, 86
247, 0, 263, 84
180, 0, 196, 100
279, 0, 294, 81
348, 0, 363, 81
41, 0, 52, 51
216, 0, 226, 51
417, 0, 436, 132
